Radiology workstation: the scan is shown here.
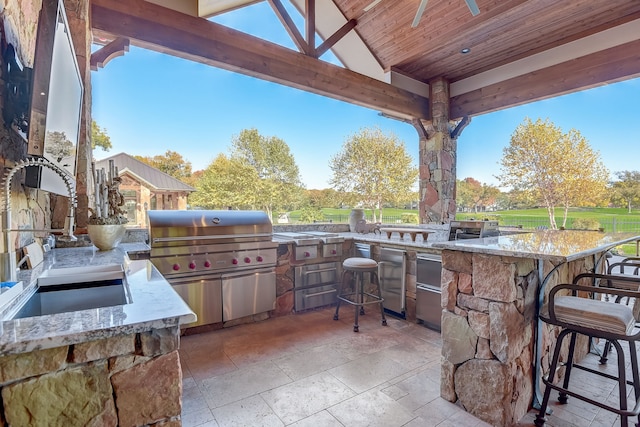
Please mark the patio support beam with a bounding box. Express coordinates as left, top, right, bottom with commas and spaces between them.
91, 0, 430, 120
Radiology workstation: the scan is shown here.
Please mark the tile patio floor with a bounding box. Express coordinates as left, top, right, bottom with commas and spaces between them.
178, 306, 639, 427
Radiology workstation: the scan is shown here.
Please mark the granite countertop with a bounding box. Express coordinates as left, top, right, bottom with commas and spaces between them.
0, 243, 196, 356
433, 230, 640, 262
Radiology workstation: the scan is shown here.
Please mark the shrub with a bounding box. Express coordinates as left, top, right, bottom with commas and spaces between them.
401, 213, 419, 224
570, 218, 601, 230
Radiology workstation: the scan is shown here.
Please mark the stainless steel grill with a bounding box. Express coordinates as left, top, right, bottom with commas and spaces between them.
448, 220, 499, 240
147, 210, 278, 329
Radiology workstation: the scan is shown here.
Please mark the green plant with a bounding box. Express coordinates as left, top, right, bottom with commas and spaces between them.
401, 213, 419, 224
570, 218, 600, 230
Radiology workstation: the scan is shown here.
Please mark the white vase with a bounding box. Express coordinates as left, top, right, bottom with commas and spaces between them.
349, 209, 365, 232
87, 224, 126, 251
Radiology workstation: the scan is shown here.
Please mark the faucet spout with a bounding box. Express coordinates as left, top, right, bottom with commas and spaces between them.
2, 157, 77, 281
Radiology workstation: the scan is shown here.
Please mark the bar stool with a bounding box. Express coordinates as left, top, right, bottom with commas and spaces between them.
333, 257, 387, 332
535, 275, 640, 427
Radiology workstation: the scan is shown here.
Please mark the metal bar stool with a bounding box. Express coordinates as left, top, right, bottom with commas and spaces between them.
333, 257, 387, 332
535, 275, 640, 427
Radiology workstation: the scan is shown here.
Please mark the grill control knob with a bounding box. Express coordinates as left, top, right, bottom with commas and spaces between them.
304, 251, 311, 258
204, 260, 211, 268
172, 264, 180, 271
189, 261, 196, 270
256, 256, 263, 262
232, 258, 238, 265
330, 249, 337, 255
244, 257, 251, 264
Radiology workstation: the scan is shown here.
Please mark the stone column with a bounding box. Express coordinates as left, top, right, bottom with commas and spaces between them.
416, 78, 456, 224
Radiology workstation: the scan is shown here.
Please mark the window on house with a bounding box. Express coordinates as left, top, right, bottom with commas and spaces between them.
122, 190, 137, 224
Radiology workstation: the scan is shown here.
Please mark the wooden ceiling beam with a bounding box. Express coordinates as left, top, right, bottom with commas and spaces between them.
91, 0, 429, 120
450, 38, 640, 119
90, 37, 130, 71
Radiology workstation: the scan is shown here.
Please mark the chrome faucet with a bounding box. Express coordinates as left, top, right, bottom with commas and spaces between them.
2, 157, 77, 281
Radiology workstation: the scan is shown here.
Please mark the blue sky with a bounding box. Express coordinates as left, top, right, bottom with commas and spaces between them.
91, 2, 640, 190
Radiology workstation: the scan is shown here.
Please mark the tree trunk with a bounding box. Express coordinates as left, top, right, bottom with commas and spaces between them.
562, 204, 569, 228
546, 205, 557, 229
629, 199, 632, 214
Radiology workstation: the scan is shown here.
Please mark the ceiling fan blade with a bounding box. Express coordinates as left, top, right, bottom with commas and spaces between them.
363, 0, 383, 12
411, 0, 429, 28
465, 0, 480, 16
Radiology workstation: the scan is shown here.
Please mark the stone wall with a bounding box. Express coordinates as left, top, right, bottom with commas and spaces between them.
439, 250, 598, 426
0, 327, 183, 426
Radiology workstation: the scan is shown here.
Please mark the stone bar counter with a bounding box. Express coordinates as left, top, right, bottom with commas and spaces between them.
432, 230, 640, 426
0, 244, 196, 426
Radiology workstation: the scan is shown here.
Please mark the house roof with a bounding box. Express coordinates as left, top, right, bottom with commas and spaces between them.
95, 152, 196, 193
91, 0, 640, 120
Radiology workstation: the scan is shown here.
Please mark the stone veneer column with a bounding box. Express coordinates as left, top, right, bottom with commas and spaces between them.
417, 78, 456, 224
439, 250, 597, 426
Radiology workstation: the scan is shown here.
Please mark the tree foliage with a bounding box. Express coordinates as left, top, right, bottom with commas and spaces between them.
134, 150, 193, 182
91, 121, 113, 151
611, 170, 640, 213
329, 127, 417, 222
189, 154, 259, 210
456, 178, 500, 213
230, 128, 304, 217
498, 117, 609, 229
44, 131, 74, 165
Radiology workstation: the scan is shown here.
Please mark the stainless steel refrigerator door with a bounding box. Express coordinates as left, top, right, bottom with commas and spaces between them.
378, 247, 406, 314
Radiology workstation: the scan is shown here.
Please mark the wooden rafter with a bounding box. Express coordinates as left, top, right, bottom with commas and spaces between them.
305, 0, 315, 56
91, 0, 430, 120
268, 0, 309, 55
316, 19, 356, 59
90, 37, 130, 71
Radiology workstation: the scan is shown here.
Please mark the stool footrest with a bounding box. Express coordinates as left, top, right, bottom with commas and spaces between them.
337, 292, 384, 306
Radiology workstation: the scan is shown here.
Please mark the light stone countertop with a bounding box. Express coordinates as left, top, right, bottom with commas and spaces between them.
0, 243, 196, 356
432, 230, 640, 262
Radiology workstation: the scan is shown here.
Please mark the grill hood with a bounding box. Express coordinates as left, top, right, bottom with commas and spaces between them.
147, 210, 273, 247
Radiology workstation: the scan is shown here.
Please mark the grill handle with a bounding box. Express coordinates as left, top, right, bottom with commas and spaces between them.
152, 232, 272, 243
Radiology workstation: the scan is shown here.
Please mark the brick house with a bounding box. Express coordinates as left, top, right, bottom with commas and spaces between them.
95, 153, 195, 227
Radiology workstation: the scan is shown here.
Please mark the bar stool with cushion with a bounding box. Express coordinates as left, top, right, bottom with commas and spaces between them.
535, 275, 640, 427
333, 257, 387, 332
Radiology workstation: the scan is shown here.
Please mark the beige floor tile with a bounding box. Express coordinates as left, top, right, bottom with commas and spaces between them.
260, 371, 356, 424
287, 410, 344, 427
328, 388, 416, 427
211, 395, 284, 427
181, 407, 218, 427
201, 360, 292, 409
328, 350, 413, 393
272, 342, 352, 381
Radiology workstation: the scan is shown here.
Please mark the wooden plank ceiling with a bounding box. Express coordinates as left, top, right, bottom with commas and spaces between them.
91, 0, 640, 121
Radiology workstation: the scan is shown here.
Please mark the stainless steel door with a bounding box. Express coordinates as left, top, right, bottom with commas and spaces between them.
170, 276, 222, 327
416, 284, 441, 331
379, 248, 406, 314
222, 267, 276, 321
294, 284, 337, 311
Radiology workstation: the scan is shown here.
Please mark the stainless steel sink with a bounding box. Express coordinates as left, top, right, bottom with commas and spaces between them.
9, 265, 131, 320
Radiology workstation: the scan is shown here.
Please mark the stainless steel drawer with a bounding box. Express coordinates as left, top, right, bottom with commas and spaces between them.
416, 284, 441, 331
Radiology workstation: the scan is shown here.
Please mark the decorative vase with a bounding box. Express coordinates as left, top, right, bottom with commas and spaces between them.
87, 224, 126, 251
349, 209, 365, 232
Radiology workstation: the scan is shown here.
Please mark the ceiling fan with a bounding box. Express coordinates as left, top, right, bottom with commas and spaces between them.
364, 0, 480, 28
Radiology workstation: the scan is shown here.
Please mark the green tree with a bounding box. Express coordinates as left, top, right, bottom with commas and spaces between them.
91, 121, 112, 151
230, 128, 304, 219
189, 154, 259, 209
329, 127, 417, 222
456, 178, 501, 213
611, 171, 640, 213
134, 150, 193, 182
498, 117, 609, 229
